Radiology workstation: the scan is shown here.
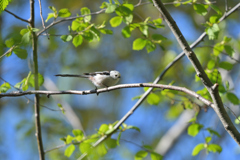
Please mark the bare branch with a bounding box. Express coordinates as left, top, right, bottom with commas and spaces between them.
0, 83, 214, 107
152, 0, 240, 145
29, 0, 45, 159
38, 0, 49, 39
4, 9, 30, 23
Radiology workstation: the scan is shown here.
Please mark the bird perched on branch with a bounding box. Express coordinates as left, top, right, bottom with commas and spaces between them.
55, 70, 121, 93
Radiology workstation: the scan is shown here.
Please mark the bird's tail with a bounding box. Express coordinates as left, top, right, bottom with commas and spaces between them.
55, 74, 88, 78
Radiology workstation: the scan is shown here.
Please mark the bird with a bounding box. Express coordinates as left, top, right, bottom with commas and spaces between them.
55, 70, 121, 92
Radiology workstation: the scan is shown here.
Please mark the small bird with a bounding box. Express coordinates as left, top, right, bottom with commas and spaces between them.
55, 70, 121, 91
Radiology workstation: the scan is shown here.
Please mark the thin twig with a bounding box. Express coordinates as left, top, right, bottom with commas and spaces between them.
0, 45, 16, 59
38, 0, 49, 39
4, 9, 30, 23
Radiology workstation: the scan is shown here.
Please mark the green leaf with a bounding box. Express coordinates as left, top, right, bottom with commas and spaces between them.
135, 150, 148, 160
90, 27, 100, 41
209, 15, 220, 23
192, 143, 205, 156
110, 16, 122, 27
49, 6, 57, 13
132, 38, 147, 50
79, 142, 92, 153
210, 4, 222, 15
96, 143, 108, 156
206, 23, 220, 40
146, 40, 156, 53
224, 45, 234, 56
45, 13, 55, 22
99, 124, 109, 134
64, 144, 75, 157
206, 128, 221, 137
0, 0, 11, 13
223, 36, 232, 43
150, 152, 163, 160
60, 35, 73, 42
5, 38, 15, 48
71, 21, 81, 31
219, 61, 233, 70
226, 92, 239, 105
66, 135, 74, 144
57, 103, 65, 114
123, 4, 134, 11
122, 26, 132, 38
213, 44, 224, 56
13, 48, 28, 59
72, 35, 83, 47
0, 82, 11, 93
20, 28, 29, 36
32, 28, 39, 32
234, 117, 240, 124
207, 60, 215, 69
205, 137, 212, 143
72, 129, 84, 137
188, 123, 203, 137
139, 25, 148, 37
81, 7, 91, 22
21, 31, 31, 44
147, 93, 160, 105
58, 8, 71, 18
193, 4, 208, 16
99, 28, 113, 34
207, 144, 222, 153
152, 34, 167, 43
105, 3, 117, 13
225, 81, 230, 90
29, 73, 44, 87
105, 138, 117, 149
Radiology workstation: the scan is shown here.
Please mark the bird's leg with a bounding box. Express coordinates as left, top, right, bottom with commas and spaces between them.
95, 87, 99, 96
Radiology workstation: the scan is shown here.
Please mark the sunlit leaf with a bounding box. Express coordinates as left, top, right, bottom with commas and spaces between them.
58, 8, 71, 18
219, 61, 233, 70
226, 92, 239, 105
132, 38, 147, 50
60, 35, 73, 42
110, 16, 122, 27
207, 144, 222, 153
64, 144, 75, 157
192, 143, 205, 156
13, 47, 28, 59
193, 4, 208, 16
188, 123, 203, 137
0, 83, 11, 93
81, 7, 91, 22
72, 35, 83, 47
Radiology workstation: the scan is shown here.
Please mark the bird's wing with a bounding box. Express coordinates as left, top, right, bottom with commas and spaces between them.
84, 71, 110, 76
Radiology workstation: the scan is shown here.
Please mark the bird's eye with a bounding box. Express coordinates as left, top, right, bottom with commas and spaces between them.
115, 75, 117, 77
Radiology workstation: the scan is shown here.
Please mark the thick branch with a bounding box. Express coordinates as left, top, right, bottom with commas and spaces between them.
152, 0, 240, 145
29, 0, 45, 159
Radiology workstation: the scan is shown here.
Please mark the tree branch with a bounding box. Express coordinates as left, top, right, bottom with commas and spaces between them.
29, 0, 45, 159
4, 9, 30, 23
152, 0, 240, 145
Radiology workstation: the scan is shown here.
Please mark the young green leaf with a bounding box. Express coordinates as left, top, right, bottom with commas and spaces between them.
0, 83, 11, 93
226, 92, 239, 105
58, 8, 71, 18
72, 35, 83, 47
193, 4, 208, 16
206, 128, 221, 137
188, 123, 203, 137
81, 7, 91, 22
150, 152, 163, 160
99, 28, 113, 34
192, 143, 205, 156
60, 35, 73, 42
28, 73, 44, 87
139, 25, 148, 37
135, 150, 148, 160
110, 16, 122, 27
207, 60, 215, 69
132, 38, 147, 50
224, 45, 234, 56
105, 138, 117, 149
219, 61, 233, 70
146, 40, 156, 53
64, 144, 75, 157
79, 142, 92, 153
122, 26, 132, 38
13, 48, 28, 59
105, 3, 117, 13
210, 4, 222, 15
147, 93, 160, 105
206, 23, 220, 40
45, 13, 55, 22
207, 144, 222, 153
5, 38, 15, 48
